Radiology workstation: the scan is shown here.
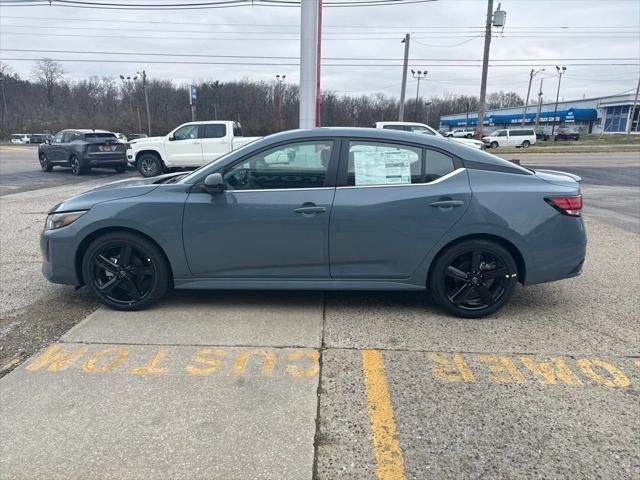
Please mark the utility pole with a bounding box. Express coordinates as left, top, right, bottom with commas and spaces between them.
535, 77, 544, 130
398, 33, 410, 121
299, 0, 319, 129
522, 68, 545, 126
276, 74, 286, 131
315, 0, 323, 127
551, 65, 566, 138
475, 0, 494, 138
411, 69, 427, 122
137, 70, 152, 136
627, 76, 640, 135
465, 100, 470, 127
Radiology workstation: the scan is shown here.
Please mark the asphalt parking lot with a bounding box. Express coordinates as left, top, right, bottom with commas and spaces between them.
1, 144, 639, 479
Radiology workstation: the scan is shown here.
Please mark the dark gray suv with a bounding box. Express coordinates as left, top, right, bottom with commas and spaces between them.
38, 129, 128, 175
41, 128, 587, 318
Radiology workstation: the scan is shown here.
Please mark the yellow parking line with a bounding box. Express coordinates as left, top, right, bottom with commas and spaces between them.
362, 349, 406, 480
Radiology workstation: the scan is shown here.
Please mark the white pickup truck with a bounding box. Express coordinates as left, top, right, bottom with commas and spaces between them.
127, 121, 260, 177
374, 122, 485, 150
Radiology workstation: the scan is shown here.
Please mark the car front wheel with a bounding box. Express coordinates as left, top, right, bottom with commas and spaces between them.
39, 153, 53, 172
490, 141, 499, 149
137, 154, 164, 177
429, 239, 518, 318
81, 231, 170, 311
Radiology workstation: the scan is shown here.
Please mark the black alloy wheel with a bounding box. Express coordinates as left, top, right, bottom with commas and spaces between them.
39, 153, 53, 172
430, 240, 518, 318
82, 232, 169, 310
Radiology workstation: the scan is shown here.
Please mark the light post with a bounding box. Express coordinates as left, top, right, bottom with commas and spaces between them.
551, 65, 566, 138
119, 74, 139, 132
522, 68, 545, 126
411, 69, 427, 122
276, 74, 286, 131
535, 77, 544, 130
398, 34, 410, 121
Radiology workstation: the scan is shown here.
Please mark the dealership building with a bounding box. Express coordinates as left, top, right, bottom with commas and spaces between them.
439, 92, 639, 134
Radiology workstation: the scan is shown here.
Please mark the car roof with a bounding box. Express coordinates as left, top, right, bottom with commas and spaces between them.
63, 129, 113, 134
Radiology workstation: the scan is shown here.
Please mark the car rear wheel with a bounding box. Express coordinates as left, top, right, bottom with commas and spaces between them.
429, 239, 518, 318
70, 155, 87, 175
137, 153, 164, 177
39, 153, 53, 172
465, 133, 473, 138
490, 141, 499, 149
114, 165, 127, 174
522, 140, 530, 148
81, 232, 170, 311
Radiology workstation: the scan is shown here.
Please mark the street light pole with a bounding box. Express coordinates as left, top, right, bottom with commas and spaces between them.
398, 33, 410, 121
551, 65, 566, 138
535, 77, 544, 130
276, 74, 286, 131
522, 68, 545, 126
411, 69, 427, 122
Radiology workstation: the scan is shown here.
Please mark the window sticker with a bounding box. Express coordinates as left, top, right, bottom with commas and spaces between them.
353, 150, 413, 186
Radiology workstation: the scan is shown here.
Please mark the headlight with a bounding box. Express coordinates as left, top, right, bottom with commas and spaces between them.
45, 210, 87, 231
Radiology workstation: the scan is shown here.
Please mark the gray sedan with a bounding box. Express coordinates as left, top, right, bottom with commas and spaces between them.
41, 128, 586, 318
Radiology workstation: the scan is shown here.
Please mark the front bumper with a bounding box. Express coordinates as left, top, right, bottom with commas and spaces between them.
40, 228, 82, 285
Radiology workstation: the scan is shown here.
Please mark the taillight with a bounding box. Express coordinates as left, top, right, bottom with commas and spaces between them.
545, 195, 582, 217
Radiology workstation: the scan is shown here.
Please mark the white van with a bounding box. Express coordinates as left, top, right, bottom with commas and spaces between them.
374, 121, 485, 150
10, 134, 31, 144
482, 128, 536, 149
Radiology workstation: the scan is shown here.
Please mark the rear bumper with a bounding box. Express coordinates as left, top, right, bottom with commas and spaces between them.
82, 152, 127, 168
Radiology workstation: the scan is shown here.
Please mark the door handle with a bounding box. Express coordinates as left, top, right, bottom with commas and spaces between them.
294, 206, 327, 214
429, 200, 464, 208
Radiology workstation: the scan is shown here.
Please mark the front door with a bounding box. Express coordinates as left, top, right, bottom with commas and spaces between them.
48, 131, 68, 161
329, 139, 472, 279
165, 124, 202, 166
183, 138, 338, 278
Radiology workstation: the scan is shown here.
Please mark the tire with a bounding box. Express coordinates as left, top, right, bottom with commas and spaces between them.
429, 239, 518, 319
39, 153, 53, 172
114, 165, 127, 174
81, 231, 170, 311
465, 133, 473, 138
137, 153, 164, 177
522, 140, 530, 149
70, 155, 87, 175
490, 141, 499, 149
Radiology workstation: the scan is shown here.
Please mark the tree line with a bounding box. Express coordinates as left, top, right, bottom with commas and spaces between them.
0, 59, 524, 139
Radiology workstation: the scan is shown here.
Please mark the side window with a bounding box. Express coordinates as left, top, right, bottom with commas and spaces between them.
495, 130, 507, 137
223, 140, 333, 191
233, 123, 243, 137
347, 141, 422, 187
425, 149, 455, 182
410, 126, 436, 135
203, 124, 226, 139
173, 125, 199, 140
68, 133, 81, 142
382, 125, 410, 131
53, 131, 65, 143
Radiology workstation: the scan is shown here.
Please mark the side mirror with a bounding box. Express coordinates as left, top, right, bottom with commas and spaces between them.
168, 135, 175, 141
204, 173, 225, 193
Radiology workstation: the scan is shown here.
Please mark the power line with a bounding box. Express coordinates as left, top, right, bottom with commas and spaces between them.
3, 48, 636, 63
3, 57, 637, 67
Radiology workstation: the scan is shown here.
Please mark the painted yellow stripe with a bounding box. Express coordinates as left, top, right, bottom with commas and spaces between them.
362, 349, 406, 480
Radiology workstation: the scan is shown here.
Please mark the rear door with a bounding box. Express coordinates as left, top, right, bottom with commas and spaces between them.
329, 138, 471, 279
200, 123, 230, 163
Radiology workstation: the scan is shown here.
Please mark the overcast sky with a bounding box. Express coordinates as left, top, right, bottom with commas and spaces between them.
1, 0, 639, 105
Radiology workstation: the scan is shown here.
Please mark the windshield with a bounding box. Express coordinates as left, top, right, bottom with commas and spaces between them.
179, 137, 261, 183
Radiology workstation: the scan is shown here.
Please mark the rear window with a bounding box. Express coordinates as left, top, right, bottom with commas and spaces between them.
203, 124, 226, 139
85, 133, 117, 142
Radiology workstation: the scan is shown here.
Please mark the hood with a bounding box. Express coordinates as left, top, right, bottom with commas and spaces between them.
130, 136, 164, 145
49, 172, 183, 213
533, 169, 582, 188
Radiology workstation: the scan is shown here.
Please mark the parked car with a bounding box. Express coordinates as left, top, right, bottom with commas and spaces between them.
482, 128, 537, 149
554, 128, 580, 141
127, 121, 260, 177
29, 134, 53, 144
375, 121, 485, 149
535, 129, 550, 141
41, 128, 586, 318
10, 134, 31, 144
445, 128, 476, 138
38, 129, 128, 175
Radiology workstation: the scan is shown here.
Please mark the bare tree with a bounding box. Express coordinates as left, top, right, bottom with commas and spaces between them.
32, 58, 65, 105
